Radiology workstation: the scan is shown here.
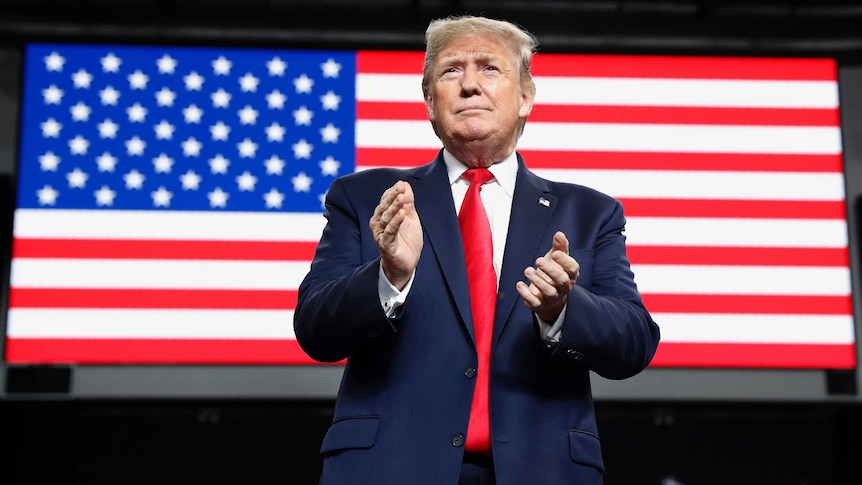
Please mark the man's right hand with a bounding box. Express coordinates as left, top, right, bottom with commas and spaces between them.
370, 180, 423, 290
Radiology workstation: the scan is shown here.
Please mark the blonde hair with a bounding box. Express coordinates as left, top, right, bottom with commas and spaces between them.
421, 15, 538, 99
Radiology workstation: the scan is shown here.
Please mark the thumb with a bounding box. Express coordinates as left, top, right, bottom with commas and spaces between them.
552, 231, 569, 255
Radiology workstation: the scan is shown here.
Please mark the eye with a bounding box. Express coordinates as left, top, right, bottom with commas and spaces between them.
439, 66, 460, 77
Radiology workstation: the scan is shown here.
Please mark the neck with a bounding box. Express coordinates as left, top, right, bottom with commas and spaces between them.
446, 140, 515, 169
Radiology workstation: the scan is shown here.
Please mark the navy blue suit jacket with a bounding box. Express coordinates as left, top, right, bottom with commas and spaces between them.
294, 151, 660, 485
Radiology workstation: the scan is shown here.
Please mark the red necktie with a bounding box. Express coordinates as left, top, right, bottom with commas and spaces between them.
459, 168, 496, 453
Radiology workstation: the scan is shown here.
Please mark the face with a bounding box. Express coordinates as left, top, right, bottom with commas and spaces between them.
424, 33, 534, 165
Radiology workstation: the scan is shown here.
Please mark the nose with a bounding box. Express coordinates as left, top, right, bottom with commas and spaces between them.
460, 66, 481, 96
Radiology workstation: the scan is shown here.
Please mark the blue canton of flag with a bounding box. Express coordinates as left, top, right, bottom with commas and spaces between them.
18, 44, 356, 213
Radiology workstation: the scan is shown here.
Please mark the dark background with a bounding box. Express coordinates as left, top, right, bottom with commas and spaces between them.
3, 399, 861, 484
3, 1, 862, 484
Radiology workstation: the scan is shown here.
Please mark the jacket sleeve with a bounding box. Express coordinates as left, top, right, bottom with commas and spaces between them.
551, 198, 661, 379
292, 177, 397, 363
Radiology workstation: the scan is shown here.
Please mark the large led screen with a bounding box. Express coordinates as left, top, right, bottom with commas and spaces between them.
5, 43, 855, 370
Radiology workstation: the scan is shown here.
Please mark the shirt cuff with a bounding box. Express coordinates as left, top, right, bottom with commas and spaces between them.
535, 303, 566, 345
378, 262, 415, 318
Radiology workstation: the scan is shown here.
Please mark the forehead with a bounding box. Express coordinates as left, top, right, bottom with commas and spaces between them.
436, 33, 516, 64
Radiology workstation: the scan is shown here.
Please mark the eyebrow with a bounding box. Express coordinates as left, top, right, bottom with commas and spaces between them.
438, 52, 501, 66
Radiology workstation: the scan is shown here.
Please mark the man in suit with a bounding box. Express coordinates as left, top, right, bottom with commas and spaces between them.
294, 14, 660, 485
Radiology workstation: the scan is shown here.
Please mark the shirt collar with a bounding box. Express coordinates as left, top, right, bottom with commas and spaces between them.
443, 149, 518, 198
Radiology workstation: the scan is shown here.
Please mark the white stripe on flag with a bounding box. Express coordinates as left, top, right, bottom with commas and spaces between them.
532, 170, 845, 201
356, 120, 843, 154
7, 309, 297, 339
632, 264, 851, 296
12, 209, 328, 240
10, 259, 308, 289
652, 313, 855, 344
518, 123, 842, 154
532, 78, 839, 108
624, 218, 848, 248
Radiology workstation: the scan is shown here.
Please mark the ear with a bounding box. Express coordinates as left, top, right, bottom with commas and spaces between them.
519, 88, 534, 118
424, 92, 436, 122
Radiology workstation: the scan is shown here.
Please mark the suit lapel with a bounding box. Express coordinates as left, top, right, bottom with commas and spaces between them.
410, 152, 476, 342
495, 155, 556, 344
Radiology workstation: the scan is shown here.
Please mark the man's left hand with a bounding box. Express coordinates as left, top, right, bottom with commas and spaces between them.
516, 231, 580, 322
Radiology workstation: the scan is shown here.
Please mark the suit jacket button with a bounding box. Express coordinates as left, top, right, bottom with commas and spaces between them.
566, 348, 584, 360
464, 367, 476, 379
451, 434, 464, 447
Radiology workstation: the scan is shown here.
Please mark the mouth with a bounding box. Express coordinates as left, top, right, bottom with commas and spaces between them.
457, 107, 489, 114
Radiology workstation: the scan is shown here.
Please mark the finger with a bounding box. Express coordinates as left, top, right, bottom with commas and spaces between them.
381, 202, 398, 226
541, 264, 570, 288
516, 281, 541, 309
533, 278, 558, 299
381, 181, 405, 208
394, 183, 418, 221
381, 183, 399, 204
538, 253, 577, 290
524, 258, 553, 283
371, 183, 402, 235
536, 256, 572, 286
551, 252, 580, 282
386, 179, 413, 208
380, 192, 408, 229
399, 180, 415, 205
373, 185, 396, 220
383, 209, 406, 236
370, 208, 384, 234
525, 267, 557, 298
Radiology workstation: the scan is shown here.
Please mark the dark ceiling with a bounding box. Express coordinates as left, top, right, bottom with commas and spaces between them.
2, 0, 862, 56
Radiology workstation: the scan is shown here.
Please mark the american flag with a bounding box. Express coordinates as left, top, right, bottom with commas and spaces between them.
6, 44, 855, 369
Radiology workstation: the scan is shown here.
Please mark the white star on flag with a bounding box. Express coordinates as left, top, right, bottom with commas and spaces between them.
100, 52, 121, 72
72, 69, 93, 88
157, 54, 177, 74
99, 85, 120, 105
44, 51, 65, 71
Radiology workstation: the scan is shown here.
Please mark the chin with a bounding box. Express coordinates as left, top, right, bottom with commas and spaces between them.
454, 124, 495, 140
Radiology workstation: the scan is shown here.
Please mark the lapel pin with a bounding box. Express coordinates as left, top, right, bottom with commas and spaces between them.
538, 197, 550, 207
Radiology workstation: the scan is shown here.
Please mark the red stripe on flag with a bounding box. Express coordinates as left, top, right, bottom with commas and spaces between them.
628, 246, 850, 267
12, 238, 317, 260
649, 342, 856, 369
356, 147, 440, 167
519, 150, 843, 172
626, 244, 850, 268
530, 54, 837, 80
9, 288, 297, 309
358, 101, 840, 126
356, 148, 843, 173
641, 293, 852, 315
531, 105, 840, 126
358, 50, 425, 74
4, 338, 339, 365
619, 199, 845, 219
358, 102, 428, 120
